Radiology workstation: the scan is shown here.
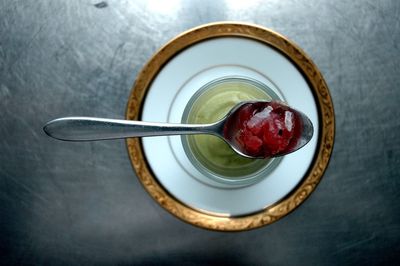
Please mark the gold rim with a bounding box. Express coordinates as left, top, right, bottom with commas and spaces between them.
125, 22, 335, 231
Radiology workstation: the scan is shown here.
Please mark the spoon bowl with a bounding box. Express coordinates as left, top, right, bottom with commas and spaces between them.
222, 101, 314, 158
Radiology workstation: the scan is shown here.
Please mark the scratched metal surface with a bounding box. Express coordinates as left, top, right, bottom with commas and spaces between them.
1, 0, 400, 265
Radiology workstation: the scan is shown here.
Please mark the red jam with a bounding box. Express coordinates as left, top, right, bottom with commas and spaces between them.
223, 101, 303, 158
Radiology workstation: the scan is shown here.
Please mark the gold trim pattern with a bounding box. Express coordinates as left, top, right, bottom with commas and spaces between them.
125, 22, 335, 231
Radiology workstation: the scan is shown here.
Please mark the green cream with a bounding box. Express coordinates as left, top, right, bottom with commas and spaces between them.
185, 80, 273, 178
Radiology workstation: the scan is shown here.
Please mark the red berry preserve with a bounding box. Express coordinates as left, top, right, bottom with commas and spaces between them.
223, 101, 304, 158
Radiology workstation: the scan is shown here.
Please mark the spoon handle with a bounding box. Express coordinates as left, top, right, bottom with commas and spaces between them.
43, 117, 217, 141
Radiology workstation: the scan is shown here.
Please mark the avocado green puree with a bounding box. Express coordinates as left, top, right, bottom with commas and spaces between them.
186, 80, 273, 177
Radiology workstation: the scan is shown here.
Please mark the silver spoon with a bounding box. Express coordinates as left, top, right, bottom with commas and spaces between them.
43, 101, 313, 159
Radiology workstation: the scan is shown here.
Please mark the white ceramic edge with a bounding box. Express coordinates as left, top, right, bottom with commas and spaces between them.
141, 37, 319, 216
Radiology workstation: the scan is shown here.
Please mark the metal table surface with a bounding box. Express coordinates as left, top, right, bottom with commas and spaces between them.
1, 0, 399, 265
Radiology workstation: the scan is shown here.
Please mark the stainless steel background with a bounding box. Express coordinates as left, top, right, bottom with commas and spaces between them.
1, 0, 399, 265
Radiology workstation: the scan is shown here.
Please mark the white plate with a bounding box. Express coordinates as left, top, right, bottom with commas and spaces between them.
141, 37, 319, 216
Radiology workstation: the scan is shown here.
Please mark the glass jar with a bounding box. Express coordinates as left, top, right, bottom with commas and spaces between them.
181, 76, 284, 187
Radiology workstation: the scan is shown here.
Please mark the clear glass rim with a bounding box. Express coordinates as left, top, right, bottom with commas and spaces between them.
181, 75, 284, 187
